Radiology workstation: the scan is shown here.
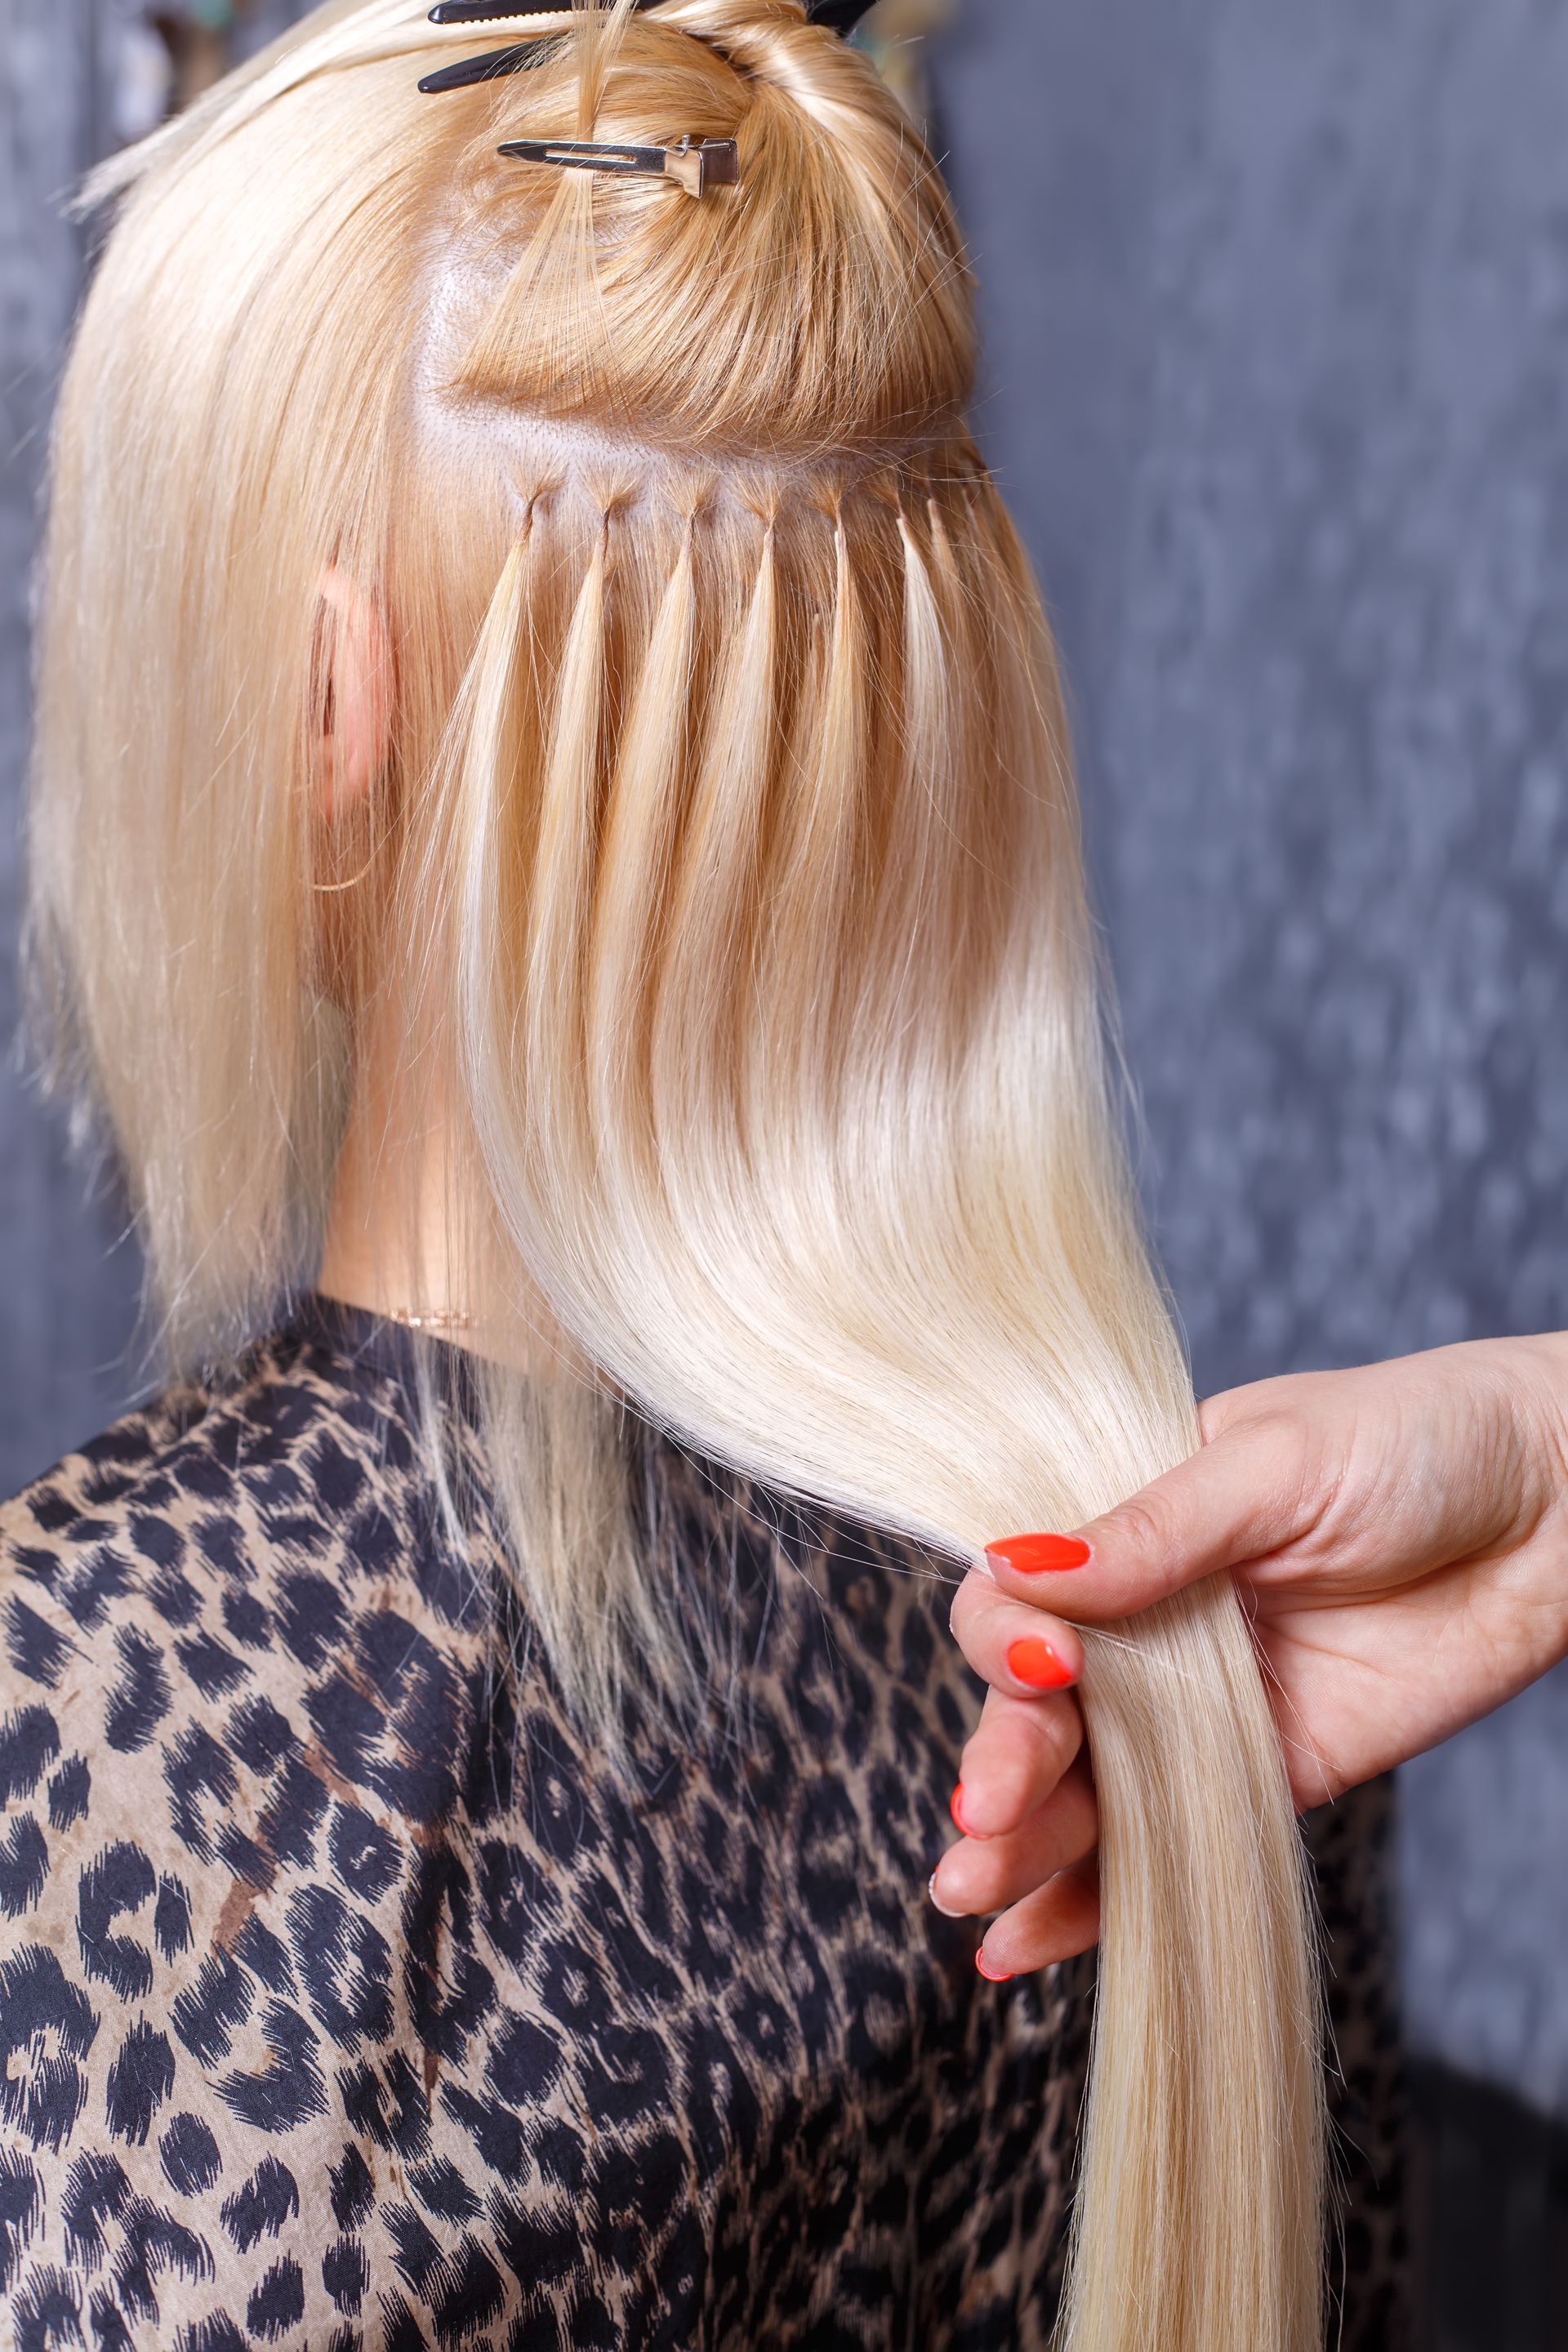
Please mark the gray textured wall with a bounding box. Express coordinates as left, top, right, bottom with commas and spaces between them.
2, 0, 145, 1472
2, 0, 305, 1471
4, 0, 1567, 2118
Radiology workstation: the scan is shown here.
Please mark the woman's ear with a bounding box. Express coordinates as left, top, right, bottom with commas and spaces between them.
314, 568, 391, 821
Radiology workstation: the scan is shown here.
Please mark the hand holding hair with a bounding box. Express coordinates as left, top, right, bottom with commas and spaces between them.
942, 1333, 1568, 1970
933, 1566, 1101, 1978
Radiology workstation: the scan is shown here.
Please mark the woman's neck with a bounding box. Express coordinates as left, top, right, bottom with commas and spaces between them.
316, 1091, 473, 1334
314, 996, 561, 1374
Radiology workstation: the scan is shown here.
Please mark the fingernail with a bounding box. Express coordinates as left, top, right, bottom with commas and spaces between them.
986, 1533, 1091, 1575
950, 1784, 991, 1839
976, 1949, 1013, 1982
928, 1869, 965, 1918
1005, 1635, 1076, 1691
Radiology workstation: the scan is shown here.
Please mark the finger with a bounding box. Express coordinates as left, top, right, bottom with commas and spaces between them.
931, 1761, 1098, 1918
949, 1566, 1084, 1696
982, 1410, 1322, 1622
977, 1856, 1102, 1977
950, 1684, 1085, 1839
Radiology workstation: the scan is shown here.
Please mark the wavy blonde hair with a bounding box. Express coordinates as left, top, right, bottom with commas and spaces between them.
29, 3, 1325, 2345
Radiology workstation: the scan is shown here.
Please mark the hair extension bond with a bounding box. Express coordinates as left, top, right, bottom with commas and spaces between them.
29, 2, 1326, 2345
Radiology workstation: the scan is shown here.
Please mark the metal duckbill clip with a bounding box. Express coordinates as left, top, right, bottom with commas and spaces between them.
497, 134, 739, 197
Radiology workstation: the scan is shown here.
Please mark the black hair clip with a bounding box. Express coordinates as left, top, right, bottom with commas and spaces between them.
427, 0, 875, 21
420, 0, 876, 94
418, 38, 561, 92
803, 0, 878, 25
499, 133, 739, 195
430, 0, 653, 18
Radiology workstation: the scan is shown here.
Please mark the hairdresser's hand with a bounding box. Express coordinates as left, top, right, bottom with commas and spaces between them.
938, 1334, 1568, 1975
929, 1580, 1099, 1976
993, 1333, 1568, 1802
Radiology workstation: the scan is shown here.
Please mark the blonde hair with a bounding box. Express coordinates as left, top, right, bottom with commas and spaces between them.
29, 4, 1325, 2346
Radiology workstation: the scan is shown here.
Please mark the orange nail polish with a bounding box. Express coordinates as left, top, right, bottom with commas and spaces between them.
949, 1784, 991, 1839
1006, 1635, 1075, 1691
976, 1949, 1013, 1981
986, 1532, 1091, 1574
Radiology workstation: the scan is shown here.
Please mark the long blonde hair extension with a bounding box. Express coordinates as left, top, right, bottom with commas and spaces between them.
29, 2, 1325, 2345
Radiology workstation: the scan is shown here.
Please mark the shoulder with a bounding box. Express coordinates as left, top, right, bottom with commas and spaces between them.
0, 1330, 469, 2325
0, 1374, 223, 1731
0, 1379, 205, 1705
0, 1325, 438, 1905
0, 1324, 418, 1693
2, 1316, 412, 1559
0, 1314, 474, 2066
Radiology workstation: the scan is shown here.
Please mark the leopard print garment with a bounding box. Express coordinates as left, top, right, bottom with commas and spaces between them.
0, 1298, 1405, 2350
0, 1300, 1089, 2351
1307, 1774, 1412, 2352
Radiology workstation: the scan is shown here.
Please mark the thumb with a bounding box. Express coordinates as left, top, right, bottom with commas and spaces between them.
984, 1411, 1316, 1623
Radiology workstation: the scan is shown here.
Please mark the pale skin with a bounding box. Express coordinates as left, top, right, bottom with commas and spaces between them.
312, 581, 1568, 1984
311, 570, 523, 1338
936, 1334, 1568, 1978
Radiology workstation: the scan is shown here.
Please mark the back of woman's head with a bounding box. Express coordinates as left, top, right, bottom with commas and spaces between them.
35, 0, 1000, 1334
29, 9, 1325, 2349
